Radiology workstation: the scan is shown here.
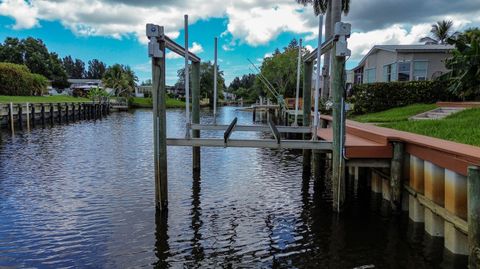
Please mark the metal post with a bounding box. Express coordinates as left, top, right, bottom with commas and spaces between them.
152, 38, 168, 210
294, 38, 302, 126
192, 61, 201, 173
184, 14, 191, 135
331, 41, 346, 212
213, 37, 218, 124
390, 142, 404, 211
303, 61, 313, 172
468, 166, 480, 267
313, 15, 324, 140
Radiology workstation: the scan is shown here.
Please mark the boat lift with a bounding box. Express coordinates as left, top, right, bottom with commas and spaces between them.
146, 15, 352, 211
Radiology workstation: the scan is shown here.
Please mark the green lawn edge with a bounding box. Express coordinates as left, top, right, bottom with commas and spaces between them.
0, 95, 90, 103
351, 103, 438, 123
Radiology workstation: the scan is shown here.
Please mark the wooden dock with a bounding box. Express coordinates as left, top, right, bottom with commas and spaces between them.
0, 102, 110, 131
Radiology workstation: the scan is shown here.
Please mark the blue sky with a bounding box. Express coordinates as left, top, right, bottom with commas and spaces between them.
0, 15, 329, 86
0, 0, 479, 86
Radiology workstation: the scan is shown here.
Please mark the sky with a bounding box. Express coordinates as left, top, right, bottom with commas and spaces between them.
0, 0, 479, 86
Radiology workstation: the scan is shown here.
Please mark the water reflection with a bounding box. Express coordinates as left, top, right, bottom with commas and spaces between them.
0, 107, 469, 268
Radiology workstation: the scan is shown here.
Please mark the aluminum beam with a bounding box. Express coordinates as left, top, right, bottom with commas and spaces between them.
164, 35, 201, 63
191, 124, 311, 133
167, 138, 332, 150
303, 36, 335, 63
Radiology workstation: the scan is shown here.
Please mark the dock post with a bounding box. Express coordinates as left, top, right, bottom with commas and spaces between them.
302, 60, 313, 172
8, 102, 14, 135
30, 103, 35, 128
253, 106, 256, 122
49, 104, 54, 126
331, 39, 346, 212
152, 33, 168, 210
390, 142, 404, 211
468, 166, 480, 267
65, 103, 69, 124
57, 103, 62, 124
25, 103, 30, 131
41, 103, 46, 127
17, 104, 23, 130
192, 61, 201, 173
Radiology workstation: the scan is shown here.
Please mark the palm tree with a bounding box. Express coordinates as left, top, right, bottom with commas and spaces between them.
102, 64, 138, 97
296, 0, 350, 98
420, 20, 456, 45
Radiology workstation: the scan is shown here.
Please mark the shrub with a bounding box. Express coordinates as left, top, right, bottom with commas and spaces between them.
348, 81, 456, 114
0, 62, 48, 96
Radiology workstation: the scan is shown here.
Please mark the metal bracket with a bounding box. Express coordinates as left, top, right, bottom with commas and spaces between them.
268, 118, 281, 144
224, 117, 238, 145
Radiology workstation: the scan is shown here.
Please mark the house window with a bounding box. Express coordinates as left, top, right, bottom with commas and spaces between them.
398, 62, 411, 81
383, 63, 398, 82
391, 63, 397, 81
413, 61, 428, 81
364, 68, 376, 83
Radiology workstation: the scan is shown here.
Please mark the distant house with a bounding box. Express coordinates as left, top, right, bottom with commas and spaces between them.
68, 79, 104, 96
351, 44, 454, 84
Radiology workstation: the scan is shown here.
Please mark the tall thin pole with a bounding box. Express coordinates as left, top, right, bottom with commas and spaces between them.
313, 15, 323, 140
184, 15, 190, 132
213, 37, 218, 124
294, 38, 302, 126
26, 103, 30, 131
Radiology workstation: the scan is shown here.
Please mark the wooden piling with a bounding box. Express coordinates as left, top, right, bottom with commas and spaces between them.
303, 61, 313, 172
152, 38, 168, 210
65, 103, 69, 124
8, 102, 14, 135
30, 103, 35, 128
331, 42, 346, 212
17, 104, 23, 130
57, 103, 62, 124
253, 106, 256, 122
25, 103, 30, 131
192, 61, 201, 173
49, 104, 54, 126
390, 142, 404, 211
41, 103, 46, 127
468, 166, 480, 267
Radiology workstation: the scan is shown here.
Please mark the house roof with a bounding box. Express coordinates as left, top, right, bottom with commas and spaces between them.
353, 44, 454, 71
68, 79, 102, 84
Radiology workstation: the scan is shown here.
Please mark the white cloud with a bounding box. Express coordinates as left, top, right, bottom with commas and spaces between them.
166, 42, 204, 59
305, 45, 314, 52
264, 53, 273, 58
0, 0, 39, 29
348, 24, 432, 61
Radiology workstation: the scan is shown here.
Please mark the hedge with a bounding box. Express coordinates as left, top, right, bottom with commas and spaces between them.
348, 81, 456, 114
0, 62, 48, 96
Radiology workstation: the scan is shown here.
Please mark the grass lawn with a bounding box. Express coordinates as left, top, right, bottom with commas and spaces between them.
380, 108, 480, 147
351, 103, 438, 123
0, 95, 89, 103
129, 97, 185, 108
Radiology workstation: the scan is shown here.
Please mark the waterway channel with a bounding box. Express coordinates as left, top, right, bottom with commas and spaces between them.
0, 106, 467, 268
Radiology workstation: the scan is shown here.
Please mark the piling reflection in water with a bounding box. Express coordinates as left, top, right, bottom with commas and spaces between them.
0, 107, 468, 268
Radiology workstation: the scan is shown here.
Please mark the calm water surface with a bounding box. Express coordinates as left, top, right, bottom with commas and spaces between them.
0, 107, 467, 268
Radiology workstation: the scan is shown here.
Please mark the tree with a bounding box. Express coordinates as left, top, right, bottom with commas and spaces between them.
0, 37, 69, 88
175, 62, 226, 107
102, 64, 138, 96
443, 28, 480, 99
256, 39, 307, 99
0, 37, 24, 64
62, 56, 75, 78
421, 20, 457, 45
73, 59, 85, 78
87, 59, 106, 79
49, 52, 69, 89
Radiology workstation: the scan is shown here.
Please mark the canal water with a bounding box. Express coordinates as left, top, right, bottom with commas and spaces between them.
0, 107, 467, 268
